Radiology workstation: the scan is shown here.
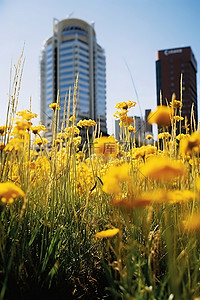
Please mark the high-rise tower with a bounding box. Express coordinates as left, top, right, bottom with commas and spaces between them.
156, 46, 198, 125
40, 18, 107, 137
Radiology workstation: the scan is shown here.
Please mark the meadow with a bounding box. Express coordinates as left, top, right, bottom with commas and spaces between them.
1, 54, 200, 300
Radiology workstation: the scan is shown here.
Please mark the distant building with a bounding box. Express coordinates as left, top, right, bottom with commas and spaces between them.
115, 109, 153, 145
40, 17, 107, 140
156, 46, 198, 125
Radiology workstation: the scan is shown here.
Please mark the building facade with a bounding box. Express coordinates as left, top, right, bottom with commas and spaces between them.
40, 18, 107, 137
156, 46, 198, 125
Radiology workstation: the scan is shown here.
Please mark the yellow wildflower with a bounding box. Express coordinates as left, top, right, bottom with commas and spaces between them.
115, 100, 136, 110
0, 125, 7, 135
174, 116, 184, 122
176, 134, 188, 141
4, 138, 24, 152
148, 106, 172, 127
95, 228, 119, 238
140, 156, 185, 181
49, 103, 60, 111
132, 145, 157, 159
179, 131, 200, 156
32, 137, 49, 146
146, 134, 153, 140
120, 116, 134, 126
102, 164, 130, 195
0, 182, 25, 204
94, 136, 118, 158
77, 119, 96, 128
14, 118, 31, 131
16, 109, 37, 121
158, 132, 171, 139
31, 125, 46, 135
128, 125, 136, 133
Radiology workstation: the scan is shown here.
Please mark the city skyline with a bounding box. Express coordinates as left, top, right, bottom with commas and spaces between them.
0, 0, 200, 136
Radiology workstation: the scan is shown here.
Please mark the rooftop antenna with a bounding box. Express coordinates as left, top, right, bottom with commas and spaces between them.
123, 58, 143, 119
66, 12, 74, 19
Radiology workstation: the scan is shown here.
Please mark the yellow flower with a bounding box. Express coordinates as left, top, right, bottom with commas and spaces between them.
49, 103, 60, 111
146, 134, 153, 140
32, 137, 49, 146
102, 164, 130, 195
174, 116, 184, 122
16, 109, 37, 121
4, 138, 25, 152
120, 116, 134, 126
0, 182, 25, 204
95, 228, 119, 238
158, 132, 171, 139
179, 131, 200, 156
132, 145, 157, 159
167, 190, 194, 204
148, 106, 172, 126
31, 125, 46, 134
140, 156, 185, 181
176, 134, 188, 141
14, 118, 31, 131
94, 136, 118, 158
0, 125, 7, 135
77, 119, 96, 128
115, 101, 136, 110
128, 125, 136, 133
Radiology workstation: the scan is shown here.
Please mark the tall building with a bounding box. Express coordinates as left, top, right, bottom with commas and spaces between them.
40, 18, 107, 138
156, 46, 198, 125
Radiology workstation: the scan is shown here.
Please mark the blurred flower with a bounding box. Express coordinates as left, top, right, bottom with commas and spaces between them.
182, 214, 200, 232
102, 163, 130, 195
148, 106, 172, 127
95, 228, 119, 238
140, 156, 185, 181
0, 182, 25, 204
4, 138, 24, 152
13, 118, 31, 131
94, 136, 118, 158
179, 131, 200, 156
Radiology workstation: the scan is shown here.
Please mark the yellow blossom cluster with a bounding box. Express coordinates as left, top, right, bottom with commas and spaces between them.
113, 100, 136, 127
77, 119, 96, 128
132, 145, 157, 159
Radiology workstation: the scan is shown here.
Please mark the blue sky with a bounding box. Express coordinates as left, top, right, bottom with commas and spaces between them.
0, 0, 199, 134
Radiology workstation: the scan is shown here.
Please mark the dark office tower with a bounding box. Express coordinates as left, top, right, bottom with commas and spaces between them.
156, 46, 198, 125
40, 18, 107, 139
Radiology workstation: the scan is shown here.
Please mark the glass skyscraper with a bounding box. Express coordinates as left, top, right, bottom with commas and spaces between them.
40, 18, 107, 137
